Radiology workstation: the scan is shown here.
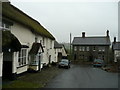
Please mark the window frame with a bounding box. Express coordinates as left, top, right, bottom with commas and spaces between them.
18, 48, 27, 67
2, 23, 11, 31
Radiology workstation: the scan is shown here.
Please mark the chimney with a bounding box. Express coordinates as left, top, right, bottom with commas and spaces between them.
106, 30, 109, 37
82, 32, 85, 38
114, 37, 116, 43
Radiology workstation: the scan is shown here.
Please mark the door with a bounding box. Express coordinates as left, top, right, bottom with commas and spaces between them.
3, 52, 13, 80
49, 55, 51, 64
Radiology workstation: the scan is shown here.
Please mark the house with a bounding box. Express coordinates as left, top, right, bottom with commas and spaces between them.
72, 30, 111, 63
1, 2, 55, 80
112, 37, 120, 63
54, 41, 67, 62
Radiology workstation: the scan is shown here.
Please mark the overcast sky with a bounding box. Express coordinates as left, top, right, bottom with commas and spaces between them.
10, 0, 118, 43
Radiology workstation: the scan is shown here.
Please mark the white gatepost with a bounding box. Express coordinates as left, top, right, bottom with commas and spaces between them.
12, 52, 17, 79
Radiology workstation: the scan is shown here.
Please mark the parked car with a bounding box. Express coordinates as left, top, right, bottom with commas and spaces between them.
58, 59, 70, 69
93, 59, 105, 67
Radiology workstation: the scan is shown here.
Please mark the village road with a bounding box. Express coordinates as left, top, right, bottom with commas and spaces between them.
45, 64, 118, 88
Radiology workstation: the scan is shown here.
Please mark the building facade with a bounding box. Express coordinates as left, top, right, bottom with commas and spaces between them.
72, 31, 111, 63
1, 2, 55, 80
112, 37, 120, 63
54, 41, 67, 62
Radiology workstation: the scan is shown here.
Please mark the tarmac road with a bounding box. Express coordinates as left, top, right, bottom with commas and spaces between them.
45, 64, 118, 88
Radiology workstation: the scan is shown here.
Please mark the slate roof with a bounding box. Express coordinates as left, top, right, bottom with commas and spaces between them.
112, 42, 120, 50
2, 2, 55, 40
29, 43, 44, 55
54, 41, 63, 48
72, 37, 111, 46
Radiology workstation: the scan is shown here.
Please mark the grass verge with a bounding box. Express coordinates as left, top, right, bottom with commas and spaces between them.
2, 66, 63, 88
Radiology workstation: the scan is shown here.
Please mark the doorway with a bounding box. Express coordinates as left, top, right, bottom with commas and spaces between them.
2, 52, 13, 80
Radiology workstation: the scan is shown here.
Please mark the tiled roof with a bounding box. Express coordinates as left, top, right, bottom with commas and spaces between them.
72, 37, 111, 45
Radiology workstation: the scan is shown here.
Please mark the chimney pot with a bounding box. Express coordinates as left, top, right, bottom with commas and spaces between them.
114, 37, 116, 43
106, 30, 109, 37
82, 32, 85, 38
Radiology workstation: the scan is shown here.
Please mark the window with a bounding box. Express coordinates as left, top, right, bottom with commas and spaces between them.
98, 47, 105, 52
18, 49, 27, 66
82, 47, 85, 51
86, 47, 89, 51
2, 23, 11, 31
79, 47, 82, 51
93, 46, 96, 51
74, 46, 77, 51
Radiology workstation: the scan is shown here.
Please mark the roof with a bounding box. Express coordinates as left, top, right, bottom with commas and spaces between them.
2, 2, 55, 40
29, 43, 44, 55
2, 31, 22, 52
112, 42, 120, 50
72, 37, 111, 46
54, 41, 63, 48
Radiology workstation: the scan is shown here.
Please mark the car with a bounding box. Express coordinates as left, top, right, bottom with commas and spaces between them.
93, 59, 105, 67
58, 59, 70, 69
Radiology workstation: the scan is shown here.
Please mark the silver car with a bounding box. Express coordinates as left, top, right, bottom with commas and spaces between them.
58, 59, 70, 69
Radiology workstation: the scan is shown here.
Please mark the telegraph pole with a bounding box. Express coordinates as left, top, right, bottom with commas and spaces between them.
70, 33, 72, 60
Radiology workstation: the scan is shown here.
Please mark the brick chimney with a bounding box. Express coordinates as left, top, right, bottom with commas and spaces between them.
106, 30, 109, 37
82, 32, 85, 38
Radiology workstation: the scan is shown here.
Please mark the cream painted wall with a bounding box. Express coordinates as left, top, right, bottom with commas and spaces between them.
38, 36, 55, 64
11, 21, 55, 72
62, 47, 67, 56
11, 22, 35, 51
53, 46, 67, 62
11, 22, 35, 74
17, 66, 28, 74
12, 52, 17, 73
0, 53, 3, 77
54, 48, 62, 62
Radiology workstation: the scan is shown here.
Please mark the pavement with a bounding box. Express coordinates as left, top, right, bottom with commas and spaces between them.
45, 64, 118, 88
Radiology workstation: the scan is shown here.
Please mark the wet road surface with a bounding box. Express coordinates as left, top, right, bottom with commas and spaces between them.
45, 64, 118, 88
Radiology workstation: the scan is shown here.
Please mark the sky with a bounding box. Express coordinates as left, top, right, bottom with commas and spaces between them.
9, 0, 118, 43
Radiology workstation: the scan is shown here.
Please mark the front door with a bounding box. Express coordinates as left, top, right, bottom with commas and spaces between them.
3, 52, 13, 80
49, 55, 51, 64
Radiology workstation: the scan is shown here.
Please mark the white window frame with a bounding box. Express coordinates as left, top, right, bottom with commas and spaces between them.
18, 48, 27, 67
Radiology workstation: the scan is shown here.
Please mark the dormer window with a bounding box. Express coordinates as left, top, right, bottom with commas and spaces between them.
2, 22, 11, 31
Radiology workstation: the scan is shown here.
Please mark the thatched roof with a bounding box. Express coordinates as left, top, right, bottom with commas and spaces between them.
2, 2, 55, 40
29, 43, 44, 55
2, 31, 22, 52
